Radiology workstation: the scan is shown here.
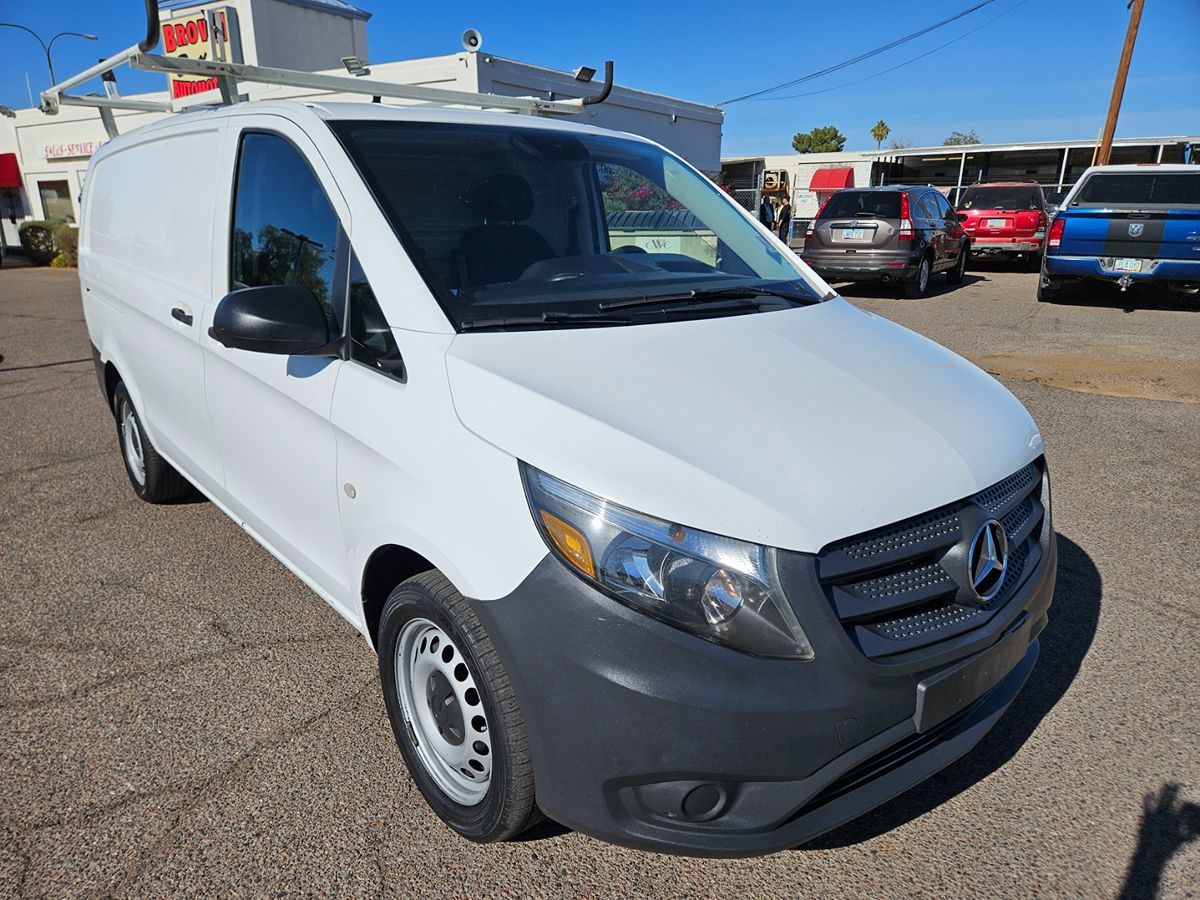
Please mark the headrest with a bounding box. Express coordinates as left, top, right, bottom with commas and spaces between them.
475, 173, 535, 222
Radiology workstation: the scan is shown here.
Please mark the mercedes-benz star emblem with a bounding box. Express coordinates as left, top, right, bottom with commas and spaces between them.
1128, 222, 1145, 237
967, 519, 1009, 603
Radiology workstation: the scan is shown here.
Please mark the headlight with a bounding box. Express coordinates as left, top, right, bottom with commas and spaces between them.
520, 463, 813, 659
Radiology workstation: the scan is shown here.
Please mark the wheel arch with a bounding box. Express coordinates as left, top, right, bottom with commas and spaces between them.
361, 543, 438, 650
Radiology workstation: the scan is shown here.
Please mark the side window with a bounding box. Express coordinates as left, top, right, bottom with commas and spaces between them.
597, 162, 720, 269
933, 193, 953, 219
916, 193, 937, 220
349, 252, 404, 380
231, 132, 341, 333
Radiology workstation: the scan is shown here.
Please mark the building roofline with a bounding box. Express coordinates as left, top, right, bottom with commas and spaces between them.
867, 135, 1199, 157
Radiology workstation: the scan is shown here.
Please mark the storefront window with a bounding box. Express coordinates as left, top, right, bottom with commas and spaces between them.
38, 180, 75, 223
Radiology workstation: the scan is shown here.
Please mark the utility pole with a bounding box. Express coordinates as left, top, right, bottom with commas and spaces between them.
1096, 0, 1145, 166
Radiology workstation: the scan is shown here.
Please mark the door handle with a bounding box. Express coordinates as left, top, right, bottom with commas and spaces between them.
171, 307, 193, 326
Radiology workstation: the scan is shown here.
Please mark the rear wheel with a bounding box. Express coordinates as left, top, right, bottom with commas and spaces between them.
378, 570, 539, 843
112, 382, 192, 503
1037, 273, 1065, 303
946, 246, 968, 285
902, 255, 931, 298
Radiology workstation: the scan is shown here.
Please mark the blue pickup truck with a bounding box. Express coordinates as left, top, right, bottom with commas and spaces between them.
1039, 164, 1200, 302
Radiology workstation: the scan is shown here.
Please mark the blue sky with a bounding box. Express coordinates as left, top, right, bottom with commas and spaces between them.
2, 0, 1197, 153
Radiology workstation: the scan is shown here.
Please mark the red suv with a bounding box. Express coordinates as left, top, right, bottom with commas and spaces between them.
956, 182, 1048, 270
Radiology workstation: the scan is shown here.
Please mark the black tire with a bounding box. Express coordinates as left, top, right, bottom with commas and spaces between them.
1037, 273, 1064, 303
1025, 252, 1043, 273
946, 246, 968, 285
378, 570, 539, 843
902, 255, 932, 298
111, 382, 192, 503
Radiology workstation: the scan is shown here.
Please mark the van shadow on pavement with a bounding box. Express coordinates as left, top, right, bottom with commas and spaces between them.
802, 532, 1100, 850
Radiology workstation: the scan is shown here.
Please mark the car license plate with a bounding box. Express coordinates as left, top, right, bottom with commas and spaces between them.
1113, 257, 1143, 272
841, 228, 866, 240
987, 218, 1007, 229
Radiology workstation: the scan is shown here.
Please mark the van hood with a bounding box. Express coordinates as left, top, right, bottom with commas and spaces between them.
445, 298, 1041, 553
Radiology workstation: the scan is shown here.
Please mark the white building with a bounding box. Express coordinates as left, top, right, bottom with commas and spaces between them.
0, 0, 723, 253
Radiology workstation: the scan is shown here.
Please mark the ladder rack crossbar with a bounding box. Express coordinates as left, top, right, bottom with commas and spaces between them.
129, 54, 587, 115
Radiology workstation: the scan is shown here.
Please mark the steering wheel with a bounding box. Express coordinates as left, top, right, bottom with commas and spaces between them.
612, 245, 648, 254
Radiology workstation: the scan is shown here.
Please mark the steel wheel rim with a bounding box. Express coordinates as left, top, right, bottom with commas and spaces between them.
119, 399, 146, 486
395, 617, 492, 805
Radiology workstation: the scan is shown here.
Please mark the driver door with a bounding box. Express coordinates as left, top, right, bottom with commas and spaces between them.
201, 119, 353, 610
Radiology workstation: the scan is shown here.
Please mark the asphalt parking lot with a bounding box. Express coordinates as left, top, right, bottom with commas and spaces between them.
1, 265, 1198, 897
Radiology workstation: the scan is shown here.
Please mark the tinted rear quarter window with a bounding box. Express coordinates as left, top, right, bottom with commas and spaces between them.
1073, 173, 1200, 207
959, 186, 1042, 211
819, 191, 901, 219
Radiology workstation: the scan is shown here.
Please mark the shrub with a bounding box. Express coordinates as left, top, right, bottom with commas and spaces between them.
17, 219, 65, 266
51, 224, 79, 267
50, 253, 70, 268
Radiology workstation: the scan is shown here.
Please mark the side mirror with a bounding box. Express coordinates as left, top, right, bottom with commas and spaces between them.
956, 212, 970, 222
210, 285, 332, 355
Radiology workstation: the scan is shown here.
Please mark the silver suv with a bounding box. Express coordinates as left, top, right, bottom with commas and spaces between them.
801, 186, 971, 298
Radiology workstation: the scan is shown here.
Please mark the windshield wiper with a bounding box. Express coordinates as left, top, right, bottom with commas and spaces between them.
459, 311, 633, 331
597, 286, 816, 312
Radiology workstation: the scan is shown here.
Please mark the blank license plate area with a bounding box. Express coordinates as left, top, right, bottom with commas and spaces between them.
840, 227, 868, 240
987, 218, 1008, 229
1114, 257, 1143, 272
913, 619, 1030, 732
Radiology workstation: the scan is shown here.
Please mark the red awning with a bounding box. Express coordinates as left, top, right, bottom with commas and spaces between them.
809, 167, 854, 192
0, 153, 20, 189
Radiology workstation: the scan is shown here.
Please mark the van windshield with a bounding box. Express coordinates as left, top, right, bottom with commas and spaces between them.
329, 121, 822, 330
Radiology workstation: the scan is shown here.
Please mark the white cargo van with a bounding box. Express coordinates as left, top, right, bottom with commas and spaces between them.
79, 99, 1056, 856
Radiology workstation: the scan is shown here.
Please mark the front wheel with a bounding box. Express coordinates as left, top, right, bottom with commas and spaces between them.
378, 571, 539, 842
903, 256, 931, 298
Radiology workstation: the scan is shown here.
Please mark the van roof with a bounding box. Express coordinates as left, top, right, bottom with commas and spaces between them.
102, 98, 658, 151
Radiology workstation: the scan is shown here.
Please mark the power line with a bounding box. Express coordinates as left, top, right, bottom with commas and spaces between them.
745, 0, 1034, 103
720, 0, 998, 105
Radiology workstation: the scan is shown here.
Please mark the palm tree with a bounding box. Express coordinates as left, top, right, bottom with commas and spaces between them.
871, 120, 891, 151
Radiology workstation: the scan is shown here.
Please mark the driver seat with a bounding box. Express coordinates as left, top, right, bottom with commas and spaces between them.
460, 173, 554, 286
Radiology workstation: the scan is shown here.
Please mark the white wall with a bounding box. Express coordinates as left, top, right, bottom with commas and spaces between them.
758, 151, 877, 221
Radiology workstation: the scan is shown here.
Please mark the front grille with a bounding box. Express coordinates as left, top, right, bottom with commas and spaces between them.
817, 460, 1045, 659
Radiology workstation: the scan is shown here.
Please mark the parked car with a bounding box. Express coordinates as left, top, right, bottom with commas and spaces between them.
81, 101, 1055, 857
801, 186, 969, 298
1043, 189, 1066, 219
956, 182, 1048, 270
1040, 164, 1200, 302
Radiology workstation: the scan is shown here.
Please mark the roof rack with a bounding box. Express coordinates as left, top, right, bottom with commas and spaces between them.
40, 0, 614, 138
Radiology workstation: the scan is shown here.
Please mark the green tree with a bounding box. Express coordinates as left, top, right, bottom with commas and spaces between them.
888, 137, 916, 149
943, 129, 981, 146
870, 120, 891, 151
792, 125, 847, 154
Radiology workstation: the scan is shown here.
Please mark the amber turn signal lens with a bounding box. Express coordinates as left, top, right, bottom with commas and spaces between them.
539, 509, 595, 577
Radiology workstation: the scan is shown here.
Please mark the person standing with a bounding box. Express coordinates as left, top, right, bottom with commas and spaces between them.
777, 195, 793, 241
759, 194, 775, 230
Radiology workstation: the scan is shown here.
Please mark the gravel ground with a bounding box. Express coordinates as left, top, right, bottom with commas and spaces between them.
1, 265, 1198, 898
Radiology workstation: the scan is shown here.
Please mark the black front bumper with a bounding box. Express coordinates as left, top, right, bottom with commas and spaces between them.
470, 533, 1056, 857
